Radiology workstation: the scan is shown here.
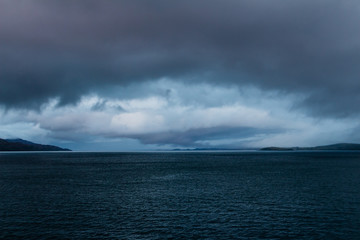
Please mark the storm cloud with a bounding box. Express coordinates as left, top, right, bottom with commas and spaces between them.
1, 0, 360, 149
1, 0, 360, 116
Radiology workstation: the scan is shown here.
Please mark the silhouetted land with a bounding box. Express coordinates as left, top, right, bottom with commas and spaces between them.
0, 138, 70, 151
260, 143, 360, 151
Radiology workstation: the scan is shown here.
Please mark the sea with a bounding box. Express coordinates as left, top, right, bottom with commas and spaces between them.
0, 151, 359, 239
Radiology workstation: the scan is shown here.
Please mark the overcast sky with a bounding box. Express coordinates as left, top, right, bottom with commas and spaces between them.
1, 0, 360, 150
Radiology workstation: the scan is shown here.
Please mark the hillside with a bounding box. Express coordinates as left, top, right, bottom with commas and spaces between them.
260, 143, 360, 151
0, 138, 70, 151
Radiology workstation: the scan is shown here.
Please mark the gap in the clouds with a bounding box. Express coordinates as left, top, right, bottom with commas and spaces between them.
1, 80, 358, 151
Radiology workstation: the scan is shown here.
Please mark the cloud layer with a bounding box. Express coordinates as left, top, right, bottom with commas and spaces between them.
1, 0, 360, 149
1, 80, 358, 150
1, 0, 360, 116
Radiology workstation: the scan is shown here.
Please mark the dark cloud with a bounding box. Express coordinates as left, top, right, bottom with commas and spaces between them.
120, 127, 281, 148
1, 0, 360, 117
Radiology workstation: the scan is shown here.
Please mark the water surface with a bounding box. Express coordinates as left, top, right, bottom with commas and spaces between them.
1, 151, 359, 239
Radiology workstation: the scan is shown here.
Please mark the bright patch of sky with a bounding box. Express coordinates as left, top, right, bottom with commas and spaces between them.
1, 79, 357, 151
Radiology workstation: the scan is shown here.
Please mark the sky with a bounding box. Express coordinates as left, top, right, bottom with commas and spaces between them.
1, 0, 360, 151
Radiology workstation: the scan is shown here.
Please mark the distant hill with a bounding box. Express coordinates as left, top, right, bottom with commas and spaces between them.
0, 138, 71, 151
260, 143, 360, 151
171, 147, 258, 151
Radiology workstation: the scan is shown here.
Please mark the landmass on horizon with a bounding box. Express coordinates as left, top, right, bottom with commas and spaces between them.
173, 143, 360, 151
260, 143, 360, 151
1, 138, 360, 152
0, 138, 70, 151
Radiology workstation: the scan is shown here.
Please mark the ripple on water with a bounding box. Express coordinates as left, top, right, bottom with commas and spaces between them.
0, 151, 360, 239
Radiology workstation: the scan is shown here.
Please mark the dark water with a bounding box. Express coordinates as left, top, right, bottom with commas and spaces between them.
0, 151, 360, 239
